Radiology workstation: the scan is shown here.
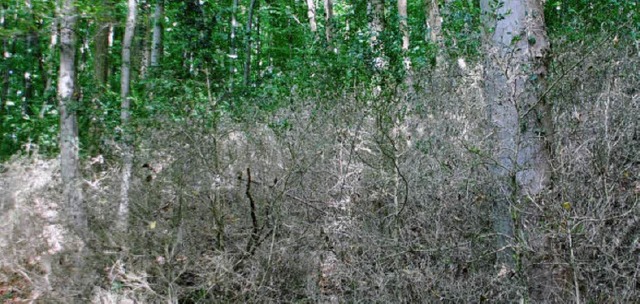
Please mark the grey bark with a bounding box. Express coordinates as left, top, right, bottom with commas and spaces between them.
243, 0, 258, 86
368, 0, 386, 71
323, 0, 333, 46
398, 0, 409, 52
150, 0, 163, 68
398, 0, 411, 72
1, 7, 9, 120
118, 0, 137, 231
58, 0, 87, 234
480, 0, 551, 277
425, 0, 444, 67
306, 0, 317, 33
229, 0, 238, 90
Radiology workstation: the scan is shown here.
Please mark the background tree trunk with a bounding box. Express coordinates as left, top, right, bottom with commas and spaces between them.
229, 0, 238, 91
118, 0, 137, 231
94, 3, 110, 86
150, 0, 163, 69
323, 0, 333, 47
306, 0, 317, 33
368, 0, 385, 71
398, 0, 410, 72
243, 0, 258, 87
425, 0, 444, 67
58, 0, 87, 234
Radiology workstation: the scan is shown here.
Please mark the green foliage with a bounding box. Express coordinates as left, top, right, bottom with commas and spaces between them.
546, 0, 639, 41
441, 0, 483, 58
1, 0, 636, 162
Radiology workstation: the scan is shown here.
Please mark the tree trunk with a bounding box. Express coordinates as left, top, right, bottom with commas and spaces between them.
229, 0, 238, 91
118, 0, 137, 231
398, 0, 409, 52
398, 0, 411, 72
306, 0, 317, 33
480, 0, 552, 296
58, 0, 87, 234
425, 0, 444, 67
368, 0, 386, 71
150, 0, 163, 68
94, 7, 110, 86
0, 6, 10, 153
91, 0, 112, 155
23, 0, 42, 117
323, 0, 333, 49
40, 8, 59, 119
243, 0, 258, 87
138, 5, 151, 78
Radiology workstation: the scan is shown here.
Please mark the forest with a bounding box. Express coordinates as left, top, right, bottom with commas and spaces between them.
0, 0, 639, 302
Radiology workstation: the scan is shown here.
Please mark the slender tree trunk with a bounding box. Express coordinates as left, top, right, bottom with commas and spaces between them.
306, 0, 317, 33
368, 0, 386, 71
398, 0, 409, 52
22, 0, 42, 117
58, 0, 87, 234
0, 39, 7, 120
91, 0, 112, 155
94, 7, 110, 86
425, 0, 444, 67
37, 9, 58, 119
323, 0, 333, 49
255, 13, 262, 84
0, 7, 8, 144
229, 0, 238, 91
118, 0, 137, 231
138, 5, 151, 78
398, 0, 411, 72
150, 0, 163, 68
480, 0, 552, 298
243, 0, 258, 87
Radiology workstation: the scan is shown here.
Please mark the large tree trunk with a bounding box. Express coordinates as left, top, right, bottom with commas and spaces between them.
480, 0, 552, 298
306, 0, 317, 33
150, 0, 163, 68
243, 0, 258, 87
118, 0, 137, 231
58, 0, 87, 234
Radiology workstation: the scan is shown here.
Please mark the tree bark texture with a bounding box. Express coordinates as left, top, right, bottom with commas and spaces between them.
150, 0, 163, 68
94, 12, 110, 86
425, 0, 444, 67
228, 0, 238, 91
480, 0, 551, 282
398, 0, 409, 52
323, 0, 333, 46
243, 0, 258, 86
118, 0, 137, 231
306, 0, 317, 33
58, 0, 87, 234
368, 0, 386, 71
